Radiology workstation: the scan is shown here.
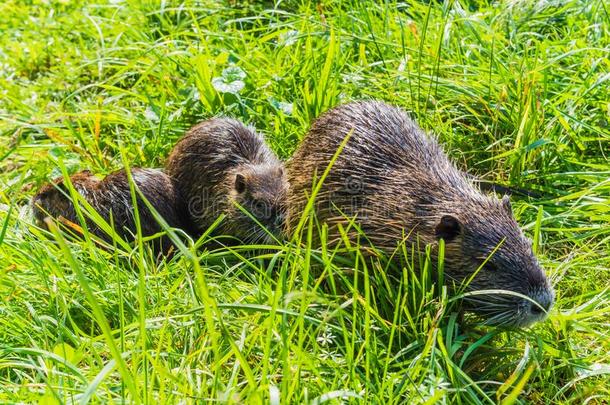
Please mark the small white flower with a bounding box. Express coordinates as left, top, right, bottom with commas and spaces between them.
319, 349, 332, 360
342, 73, 364, 84
317, 329, 335, 346
278, 30, 299, 46
26, 92, 38, 106
278, 101, 293, 115
144, 106, 159, 122
268, 97, 293, 115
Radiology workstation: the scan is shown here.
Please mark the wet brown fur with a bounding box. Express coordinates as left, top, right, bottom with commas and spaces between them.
32, 168, 186, 254
166, 118, 288, 244
286, 101, 554, 327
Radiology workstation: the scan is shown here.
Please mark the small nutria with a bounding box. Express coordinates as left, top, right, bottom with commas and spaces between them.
286, 101, 554, 327
32, 168, 186, 254
166, 118, 288, 244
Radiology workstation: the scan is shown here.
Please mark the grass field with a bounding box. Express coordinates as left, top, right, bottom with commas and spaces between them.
1, 0, 609, 403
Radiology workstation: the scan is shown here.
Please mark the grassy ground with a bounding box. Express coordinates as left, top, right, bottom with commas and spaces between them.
1, 0, 609, 403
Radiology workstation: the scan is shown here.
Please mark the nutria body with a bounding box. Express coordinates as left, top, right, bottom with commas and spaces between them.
166, 118, 288, 244
286, 101, 554, 327
32, 168, 186, 253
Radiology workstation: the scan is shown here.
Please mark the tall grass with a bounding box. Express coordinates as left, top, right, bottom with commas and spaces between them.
0, 0, 608, 403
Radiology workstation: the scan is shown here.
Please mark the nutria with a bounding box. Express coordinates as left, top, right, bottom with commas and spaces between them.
166, 118, 288, 244
286, 101, 554, 327
32, 168, 186, 254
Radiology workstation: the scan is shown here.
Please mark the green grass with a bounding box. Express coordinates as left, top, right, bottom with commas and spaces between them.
1, 0, 609, 403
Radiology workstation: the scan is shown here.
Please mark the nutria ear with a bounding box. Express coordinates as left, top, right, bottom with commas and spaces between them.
234, 173, 247, 193
502, 195, 512, 214
435, 215, 461, 242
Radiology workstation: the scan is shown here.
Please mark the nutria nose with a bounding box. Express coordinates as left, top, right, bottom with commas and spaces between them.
530, 301, 547, 315
528, 288, 554, 317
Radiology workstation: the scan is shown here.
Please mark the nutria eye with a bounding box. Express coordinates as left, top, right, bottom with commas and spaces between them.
435, 215, 461, 242
485, 261, 498, 272
235, 174, 247, 194
252, 201, 269, 219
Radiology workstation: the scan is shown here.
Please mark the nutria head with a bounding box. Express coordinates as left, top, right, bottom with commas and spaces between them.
31, 171, 97, 227
168, 117, 288, 244
433, 194, 554, 327
31, 169, 187, 256
222, 164, 288, 244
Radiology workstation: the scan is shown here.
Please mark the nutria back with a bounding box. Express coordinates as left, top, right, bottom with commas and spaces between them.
32, 168, 185, 254
286, 101, 554, 327
166, 118, 288, 244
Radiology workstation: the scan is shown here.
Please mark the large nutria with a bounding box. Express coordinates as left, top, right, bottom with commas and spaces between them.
32, 168, 186, 254
166, 118, 288, 244
286, 101, 554, 327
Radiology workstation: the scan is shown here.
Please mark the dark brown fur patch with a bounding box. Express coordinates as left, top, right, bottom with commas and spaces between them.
31, 168, 187, 254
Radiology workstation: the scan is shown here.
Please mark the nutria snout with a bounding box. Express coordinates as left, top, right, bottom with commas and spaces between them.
166, 118, 288, 244
440, 201, 555, 327
286, 101, 554, 327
